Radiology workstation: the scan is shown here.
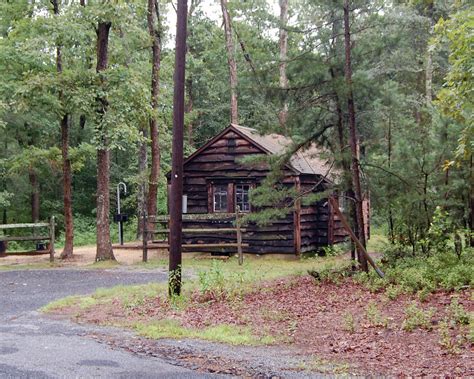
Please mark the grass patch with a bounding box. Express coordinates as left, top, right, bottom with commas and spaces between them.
135, 319, 275, 345
41, 295, 97, 312
367, 227, 389, 252
42, 255, 346, 346
86, 260, 121, 269
0, 262, 60, 271
42, 282, 166, 314
297, 355, 351, 374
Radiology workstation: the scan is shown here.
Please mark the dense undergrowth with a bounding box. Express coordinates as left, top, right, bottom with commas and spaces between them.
357, 249, 473, 296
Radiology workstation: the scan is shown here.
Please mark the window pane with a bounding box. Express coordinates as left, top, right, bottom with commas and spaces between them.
235, 185, 250, 212
213, 185, 227, 212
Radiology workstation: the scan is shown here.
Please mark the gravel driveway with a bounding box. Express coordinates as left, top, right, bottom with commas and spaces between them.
0, 268, 216, 378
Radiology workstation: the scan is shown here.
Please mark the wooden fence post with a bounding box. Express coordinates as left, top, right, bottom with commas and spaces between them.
236, 206, 243, 265
49, 216, 55, 263
142, 211, 148, 263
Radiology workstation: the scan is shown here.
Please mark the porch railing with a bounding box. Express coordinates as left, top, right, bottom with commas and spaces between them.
142, 208, 247, 265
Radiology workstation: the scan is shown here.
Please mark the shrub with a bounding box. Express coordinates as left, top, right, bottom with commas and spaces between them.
402, 302, 434, 331
365, 301, 388, 327
447, 296, 470, 326
308, 260, 354, 284
342, 312, 355, 333
361, 247, 473, 295
197, 260, 247, 302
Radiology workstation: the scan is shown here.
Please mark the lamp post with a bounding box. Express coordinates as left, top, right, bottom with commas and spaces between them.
116, 182, 127, 245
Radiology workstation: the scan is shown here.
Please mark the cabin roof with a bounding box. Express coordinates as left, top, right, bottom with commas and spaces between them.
182, 124, 337, 181
231, 124, 335, 177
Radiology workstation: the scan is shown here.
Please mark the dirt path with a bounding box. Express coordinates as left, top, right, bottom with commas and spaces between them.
0, 243, 168, 268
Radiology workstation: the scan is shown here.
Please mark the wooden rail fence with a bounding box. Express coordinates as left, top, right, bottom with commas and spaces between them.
0, 217, 56, 262
142, 209, 247, 264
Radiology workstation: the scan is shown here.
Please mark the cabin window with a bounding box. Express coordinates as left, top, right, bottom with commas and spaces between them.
235, 184, 251, 212
213, 185, 228, 212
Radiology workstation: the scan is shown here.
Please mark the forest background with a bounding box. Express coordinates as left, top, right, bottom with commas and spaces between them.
0, 0, 472, 262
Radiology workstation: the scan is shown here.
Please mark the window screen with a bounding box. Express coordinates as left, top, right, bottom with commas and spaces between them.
235, 184, 250, 212
213, 185, 228, 212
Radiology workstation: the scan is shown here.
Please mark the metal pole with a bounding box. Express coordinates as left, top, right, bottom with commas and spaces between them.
117, 182, 127, 245
169, 0, 188, 297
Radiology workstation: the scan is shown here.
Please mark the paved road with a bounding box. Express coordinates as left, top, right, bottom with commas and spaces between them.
0, 269, 215, 378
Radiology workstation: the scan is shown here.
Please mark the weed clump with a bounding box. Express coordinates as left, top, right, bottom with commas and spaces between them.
365, 301, 388, 327
402, 302, 434, 331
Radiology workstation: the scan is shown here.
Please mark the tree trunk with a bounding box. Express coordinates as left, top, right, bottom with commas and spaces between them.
169, 0, 188, 296
185, 77, 194, 146
278, 0, 289, 131
51, 0, 74, 259
95, 21, 115, 261
220, 0, 238, 124
146, 0, 162, 229
29, 170, 40, 223
470, 154, 473, 247
343, 0, 368, 272
60, 114, 74, 258
136, 126, 148, 239
387, 115, 395, 242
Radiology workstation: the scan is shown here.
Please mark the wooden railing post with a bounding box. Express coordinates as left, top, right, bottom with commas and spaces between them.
236, 206, 243, 265
49, 216, 55, 263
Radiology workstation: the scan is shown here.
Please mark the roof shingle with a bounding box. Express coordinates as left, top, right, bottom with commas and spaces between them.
232, 124, 337, 180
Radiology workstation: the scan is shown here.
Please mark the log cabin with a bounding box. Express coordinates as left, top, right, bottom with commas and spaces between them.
166, 124, 358, 255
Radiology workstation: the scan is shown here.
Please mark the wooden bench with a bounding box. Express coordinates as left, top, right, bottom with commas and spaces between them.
0, 217, 56, 262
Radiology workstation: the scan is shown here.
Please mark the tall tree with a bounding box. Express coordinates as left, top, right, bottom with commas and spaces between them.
220, 0, 238, 124
278, 0, 289, 132
50, 0, 74, 259
95, 19, 115, 261
169, 0, 188, 296
146, 0, 162, 231
343, 0, 367, 271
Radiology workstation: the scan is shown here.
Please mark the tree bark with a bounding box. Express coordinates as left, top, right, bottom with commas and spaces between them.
169, 0, 188, 296
220, 0, 238, 124
278, 0, 289, 131
29, 170, 40, 223
146, 0, 162, 231
51, 0, 74, 259
343, 0, 368, 272
185, 77, 194, 146
60, 114, 74, 258
387, 115, 395, 242
137, 126, 148, 239
95, 21, 115, 261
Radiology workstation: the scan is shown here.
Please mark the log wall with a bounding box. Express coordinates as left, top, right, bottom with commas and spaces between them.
167, 129, 347, 254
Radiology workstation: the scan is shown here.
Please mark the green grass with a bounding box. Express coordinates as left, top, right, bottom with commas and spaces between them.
41, 254, 344, 346
85, 260, 121, 269
43, 282, 168, 313
297, 356, 351, 374
134, 319, 275, 345
40, 294, 97, 312
0, 262, 60, 271
367, 226, 389, 252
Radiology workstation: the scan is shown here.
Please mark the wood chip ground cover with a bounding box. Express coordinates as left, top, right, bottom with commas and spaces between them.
51, 275, 473, 376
